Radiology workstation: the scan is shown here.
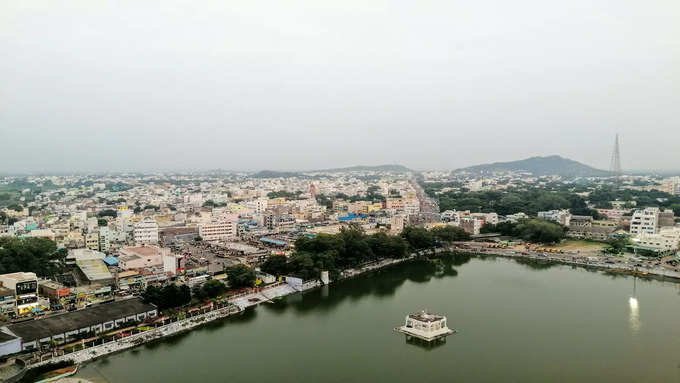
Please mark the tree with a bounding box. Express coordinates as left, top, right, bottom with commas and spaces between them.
142, 284, 191, 310
480, 221, 517, 236
430, 226, 470, 242
337, 225, 374, 267
194, 279, 226, 300
261, 255, 288, 276
0, 237, 65, 277
287, 251, 338, 281
367, 232, 408, 259
401, 226, 435, 250
603, 237, 629, 255
6, 203, 23, 212
670, 203, 680, 217
226, 265, 256, 289
514, 219, 566, 244
97, 209, 117, 218
97, 218, 108, 227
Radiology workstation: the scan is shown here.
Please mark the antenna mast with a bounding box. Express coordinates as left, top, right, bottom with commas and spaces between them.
609, 134, 622, 188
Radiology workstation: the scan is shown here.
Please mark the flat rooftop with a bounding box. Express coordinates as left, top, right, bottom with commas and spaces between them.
76, 259, 113, 281
5, 298, 156, 342
124, 246, 162, 257
408, 311, 445, 323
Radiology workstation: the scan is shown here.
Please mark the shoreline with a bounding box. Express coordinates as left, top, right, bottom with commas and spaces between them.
26, 245, 680, 374
447, 245, 680, 283
24, 253, 427, 372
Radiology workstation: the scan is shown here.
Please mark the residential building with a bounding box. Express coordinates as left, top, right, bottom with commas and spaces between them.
634, 227, 680, 253
629, 207, 660, 236
537, 209, 571, 226
133, 217, 159, 244
567, 216, 618, 241
199, 220, 238, 242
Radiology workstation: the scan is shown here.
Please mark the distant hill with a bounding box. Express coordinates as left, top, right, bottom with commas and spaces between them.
455, 155, 611, 177
318, 164, 411, 173
251, 170, 304, 178
252, 164, 411, 178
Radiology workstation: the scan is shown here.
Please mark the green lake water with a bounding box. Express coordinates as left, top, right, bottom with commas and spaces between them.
77, 255, 680, 382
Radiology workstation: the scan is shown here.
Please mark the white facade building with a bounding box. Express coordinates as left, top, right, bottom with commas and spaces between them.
396, 310, 455, 341
537, 210, 571, 226
634, 227, 680, 253
133, 217, 159, 244
199, 220, 238, 242
630, 207, 660, 236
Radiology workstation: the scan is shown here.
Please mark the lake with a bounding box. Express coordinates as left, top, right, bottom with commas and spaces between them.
77, 255, 680, 382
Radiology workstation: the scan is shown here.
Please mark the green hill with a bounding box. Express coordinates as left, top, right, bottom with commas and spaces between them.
455, 155, 610, 177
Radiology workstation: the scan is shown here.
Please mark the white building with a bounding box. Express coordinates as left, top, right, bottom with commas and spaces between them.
85, 231, 100, 251
396, 310, 455, 341
537, 209, 571, 226
198, 220, 238, 242
634, 227, 680, 253
630, 207, 660, 236
98, 226, 112, 252
133, 217, 159, 244
471, 212, 498, 226
504, 212, 529, 223
246, 198, 268, 214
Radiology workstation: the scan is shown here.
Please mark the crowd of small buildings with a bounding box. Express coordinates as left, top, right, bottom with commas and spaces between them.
0, 170, 433, 358
421, 170, 680, 256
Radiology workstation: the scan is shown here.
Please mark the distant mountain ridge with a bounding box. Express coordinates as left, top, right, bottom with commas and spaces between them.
318, 164, 411, 173
455, 155, 611, 177
252, 164, 411, 178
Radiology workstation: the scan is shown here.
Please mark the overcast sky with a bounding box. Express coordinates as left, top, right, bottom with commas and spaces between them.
1, 0, 678, 173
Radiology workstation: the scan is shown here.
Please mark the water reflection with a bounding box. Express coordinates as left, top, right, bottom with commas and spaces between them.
403, 335, 448, 351
629, 277, 641, 333
512, 257, 558, 270
264, 253, 472, 316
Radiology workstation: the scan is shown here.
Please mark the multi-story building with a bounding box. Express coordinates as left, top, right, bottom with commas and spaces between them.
634, 227, 680, 253
537, 210, 571, 226
0, 272, 39, 316
199, 220, 238, 242
133, 217, 159, 244
629, 207, 660, 236
85, 231, 100, 251
98, 226, 112, 252
460, 217, 483, 235
567, 216, 618, 241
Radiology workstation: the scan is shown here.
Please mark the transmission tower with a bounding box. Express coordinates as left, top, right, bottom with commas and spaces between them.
609, 134, 622, 187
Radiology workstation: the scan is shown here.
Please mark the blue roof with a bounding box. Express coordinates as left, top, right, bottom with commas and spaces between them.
103, 256, 119, 266
338, 213, 367, 222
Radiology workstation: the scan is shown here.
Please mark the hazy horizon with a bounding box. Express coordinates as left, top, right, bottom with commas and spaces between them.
2, 1, 679, 173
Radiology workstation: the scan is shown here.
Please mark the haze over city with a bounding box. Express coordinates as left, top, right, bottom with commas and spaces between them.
2, 0, 679, 173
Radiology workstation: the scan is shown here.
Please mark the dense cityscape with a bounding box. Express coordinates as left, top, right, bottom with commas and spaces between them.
0, 158, 680, 380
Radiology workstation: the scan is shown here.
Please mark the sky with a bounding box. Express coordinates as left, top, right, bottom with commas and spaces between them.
1, 0, 678, 173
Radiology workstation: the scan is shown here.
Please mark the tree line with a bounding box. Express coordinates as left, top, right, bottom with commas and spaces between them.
260, 225, 470, 280
480, 219, 567, 244
435, 189, 600, 217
